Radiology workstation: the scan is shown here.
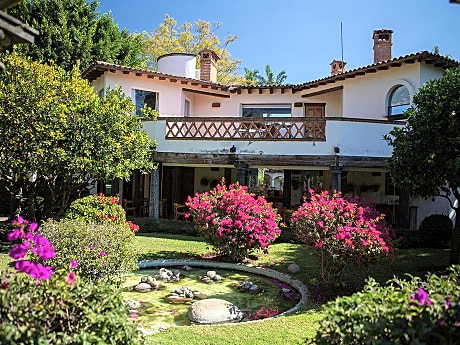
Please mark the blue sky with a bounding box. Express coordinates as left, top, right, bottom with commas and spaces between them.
98, 0, 460, 84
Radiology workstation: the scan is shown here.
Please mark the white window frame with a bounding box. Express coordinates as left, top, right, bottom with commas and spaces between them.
131, 88, 160, 117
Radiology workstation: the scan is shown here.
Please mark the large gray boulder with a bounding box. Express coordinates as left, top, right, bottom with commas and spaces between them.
187, 298, 243, 324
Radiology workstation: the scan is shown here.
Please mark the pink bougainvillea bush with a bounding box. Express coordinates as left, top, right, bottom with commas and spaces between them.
186, 180, 282, 262
291, 190, 393, 284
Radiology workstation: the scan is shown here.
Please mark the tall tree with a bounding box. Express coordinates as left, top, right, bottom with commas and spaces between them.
8, 0, 146, 71
142, 14, 242, 84
385, 68, 460, 264
0, 52, 154, 220
257, 64, 287, 85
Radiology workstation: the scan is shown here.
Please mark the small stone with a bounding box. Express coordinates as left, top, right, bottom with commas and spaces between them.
281, 288, 291, 294
213, 274, 222, 282
125, 299, 141, 310
173, 270, 181, 277
140, 276, 148, 283
248, 284, 259, 293
134, 283, 152, 293
288, 263, 301, 274
201, 276, 211, 283
182, 265, 193, 271
206, 271, 216, 279
146, 276, 156, 285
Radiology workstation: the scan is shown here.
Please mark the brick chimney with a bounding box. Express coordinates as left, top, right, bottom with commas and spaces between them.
330, 60, 346, 75
199, 49, 220, 83
373, 29, 393, 63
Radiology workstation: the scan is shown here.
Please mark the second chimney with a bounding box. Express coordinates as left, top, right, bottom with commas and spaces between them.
373, 29, 393, 63
199, 49, 220, 83
330, 60, 346, 75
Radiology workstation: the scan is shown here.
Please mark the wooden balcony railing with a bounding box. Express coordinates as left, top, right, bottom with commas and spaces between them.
164, 117, 326, 141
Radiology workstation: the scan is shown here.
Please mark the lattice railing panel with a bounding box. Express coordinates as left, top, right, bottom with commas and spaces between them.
165, 117, 326, 141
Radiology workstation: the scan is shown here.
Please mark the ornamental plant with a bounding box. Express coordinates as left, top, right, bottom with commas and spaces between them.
309, 266, 460, 345
65, 193, 139, 232
186, 180, 282, 262
1, 217, 142, 344
40, 219, 137, 282
291, 190, 392, 284
6, 217, 55, 284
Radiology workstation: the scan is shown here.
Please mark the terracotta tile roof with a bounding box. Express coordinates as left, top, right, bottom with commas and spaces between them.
82, 51, 459, 92
81, 61, 230, 92
297, 51, 459, 90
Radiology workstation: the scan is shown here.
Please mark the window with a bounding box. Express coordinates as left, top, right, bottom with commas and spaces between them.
388, 85, 410, 116
242, 104, 291, 118
97, 89, 104, 99
133, 89, 158, 116
184, 99, 190, 116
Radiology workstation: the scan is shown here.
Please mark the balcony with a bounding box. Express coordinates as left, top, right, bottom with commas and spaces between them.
143, 117, 405, 159
163, 117, 326, 141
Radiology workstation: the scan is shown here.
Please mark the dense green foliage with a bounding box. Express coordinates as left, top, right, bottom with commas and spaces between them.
0, 270, 141, 345
419, 214, 453, 248
39, 220, 137, 282
310, 266, 460, 345
385, 68, 460, 263
8, 0, 146, 71
0, 53, 154, 220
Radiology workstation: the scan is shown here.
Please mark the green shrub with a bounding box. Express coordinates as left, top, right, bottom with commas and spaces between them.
65, 193, 139, 232
418, 214, 453, 248
40, 219, 137, 282
310, 265, 460, 345
0, 270, 141, 345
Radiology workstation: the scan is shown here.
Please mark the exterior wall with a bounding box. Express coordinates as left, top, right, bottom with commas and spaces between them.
419, 62, 444, 85
193, 167, 237, 194
342, 63, 420, 119
410, 195, 454, 229
104, 71, 184, 116
91, 73, 106, 96
193, 90, 305, 117
145, 119, 400, 158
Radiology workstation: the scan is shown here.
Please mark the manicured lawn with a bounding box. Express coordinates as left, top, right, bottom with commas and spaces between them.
0, 231, 451, 344
132, 233, 450, 344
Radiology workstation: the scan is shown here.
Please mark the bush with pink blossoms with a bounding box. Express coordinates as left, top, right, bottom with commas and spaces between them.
186, 180, 282, 262
6, 216, 55, 284
291, 190, 393, 284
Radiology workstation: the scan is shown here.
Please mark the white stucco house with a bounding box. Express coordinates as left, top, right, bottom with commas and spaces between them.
82, 29, 458, 229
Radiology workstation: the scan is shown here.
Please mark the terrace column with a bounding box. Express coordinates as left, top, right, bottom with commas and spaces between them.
283, 170, 292, 207
235, 161, 249, 186
331, 169, 342, 192
149, 164, 161, 219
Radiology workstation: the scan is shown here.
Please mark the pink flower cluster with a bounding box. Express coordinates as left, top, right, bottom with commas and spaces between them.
245, 306, 279, 320
186, 180, 282, 261
291, 190, 393, 282
7, 217, 56, 283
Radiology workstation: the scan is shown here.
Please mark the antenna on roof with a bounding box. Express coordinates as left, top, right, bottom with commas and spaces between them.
341, 22, 344, 73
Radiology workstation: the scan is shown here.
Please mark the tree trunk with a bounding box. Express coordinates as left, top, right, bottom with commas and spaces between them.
451, 208, 460, 265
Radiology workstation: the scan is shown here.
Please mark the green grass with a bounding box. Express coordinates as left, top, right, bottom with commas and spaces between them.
0, 231, 451, 344
131, 234, 450, 345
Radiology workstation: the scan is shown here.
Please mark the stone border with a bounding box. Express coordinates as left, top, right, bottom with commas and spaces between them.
136, 259, 308, 329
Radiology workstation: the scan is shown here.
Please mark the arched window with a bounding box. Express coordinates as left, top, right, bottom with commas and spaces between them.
388, 85, 410, 116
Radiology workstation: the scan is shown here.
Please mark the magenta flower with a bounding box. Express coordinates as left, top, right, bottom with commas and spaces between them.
411, 288, 433, 306
9, 241, 31, 259
90, 246, 97, 250
65, 271, 76, 286
70, 260, 78, 269
129, 313, 138, 318
6, 228, 24, 242
99, 251, 106, 257
101, 260, 106, 265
